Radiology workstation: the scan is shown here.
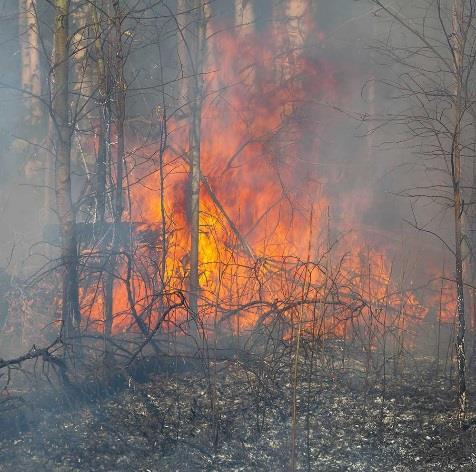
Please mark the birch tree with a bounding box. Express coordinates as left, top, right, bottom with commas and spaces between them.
188, 0, 206, 320
175, 0, 208, 319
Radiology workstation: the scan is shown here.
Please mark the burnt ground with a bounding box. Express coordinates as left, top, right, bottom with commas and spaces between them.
0, 353, 476, 471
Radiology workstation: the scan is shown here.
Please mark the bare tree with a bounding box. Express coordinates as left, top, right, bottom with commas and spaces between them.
371, 0, 476, 421
180, 0, 207, 320
52, 0, 79, 339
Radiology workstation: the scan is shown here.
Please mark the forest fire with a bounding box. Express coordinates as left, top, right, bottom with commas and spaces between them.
78, 16, 446, 342
3, 2, 476, 470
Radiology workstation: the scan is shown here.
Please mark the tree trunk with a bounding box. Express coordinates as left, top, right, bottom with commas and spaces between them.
71, 3, 90, 108
176, 0, 191, 114
272, 0, 311, 112
235, 0, 254, 32
451, 0, 467, 422
283, 0, 311, 82
188, 0, 205, 320
91, 3, 111, 226
103, 0, 126, 360
19, 0, 42, 125
285, 0, 311, 49
52, 0, 80, 339
235, 0, 256, 90
469, 121, 476, 365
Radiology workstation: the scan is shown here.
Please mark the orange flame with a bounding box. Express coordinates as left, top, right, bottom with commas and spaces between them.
78, 18, 452, 344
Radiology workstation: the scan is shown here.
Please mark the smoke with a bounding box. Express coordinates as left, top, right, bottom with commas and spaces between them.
0, 0, 456, 353
0, 1, 467, 470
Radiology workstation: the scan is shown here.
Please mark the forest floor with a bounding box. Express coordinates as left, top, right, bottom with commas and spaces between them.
0, 352, 476, 471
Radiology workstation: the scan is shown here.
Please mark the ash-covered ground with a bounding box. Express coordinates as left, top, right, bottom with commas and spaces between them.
0, 351, 476, 471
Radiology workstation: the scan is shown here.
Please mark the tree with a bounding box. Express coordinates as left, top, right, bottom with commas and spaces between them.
19, 0, 42, 125
91, 1, 112, 227
52, 0, 79, 339
371, 0, 476, 421
176, 0, 208, 320
235, 0, 254, 32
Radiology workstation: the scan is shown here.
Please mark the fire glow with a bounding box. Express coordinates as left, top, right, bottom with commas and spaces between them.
79, 16, 455, 341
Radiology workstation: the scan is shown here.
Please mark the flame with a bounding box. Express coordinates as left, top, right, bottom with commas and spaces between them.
78, 16, 454, 344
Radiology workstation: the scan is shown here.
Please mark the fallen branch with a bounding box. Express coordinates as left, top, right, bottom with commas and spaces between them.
0, 337, 71, 389
0, 338, 64, 371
